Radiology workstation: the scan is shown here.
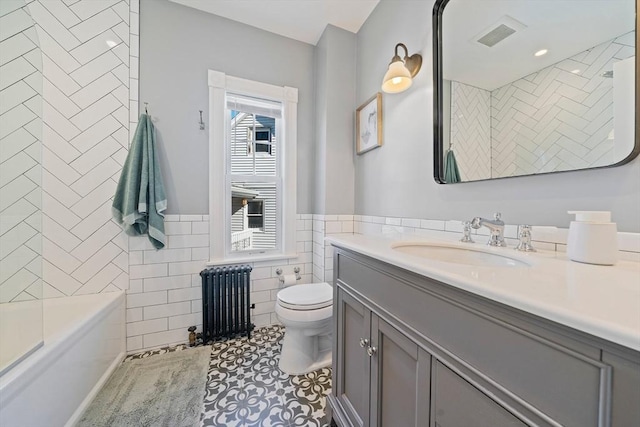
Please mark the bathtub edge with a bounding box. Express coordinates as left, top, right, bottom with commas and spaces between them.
0, 291, 126, 407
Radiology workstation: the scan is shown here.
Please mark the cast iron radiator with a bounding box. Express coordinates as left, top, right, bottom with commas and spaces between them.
200, 265, 254, 342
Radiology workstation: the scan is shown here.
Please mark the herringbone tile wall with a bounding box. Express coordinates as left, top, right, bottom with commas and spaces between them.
10, 0, 139, 299
450, 31, 635, 181
491, 32, 635, 178
450, 81, 491, 181
0, 1, 43, 303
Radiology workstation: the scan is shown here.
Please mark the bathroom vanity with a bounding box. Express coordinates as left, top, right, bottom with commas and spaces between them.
325, 234, 640, 427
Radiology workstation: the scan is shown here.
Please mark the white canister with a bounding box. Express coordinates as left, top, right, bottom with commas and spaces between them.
567, 211, 618, 265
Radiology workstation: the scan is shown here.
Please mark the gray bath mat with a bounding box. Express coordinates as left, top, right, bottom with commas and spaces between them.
78, 346, 211, 427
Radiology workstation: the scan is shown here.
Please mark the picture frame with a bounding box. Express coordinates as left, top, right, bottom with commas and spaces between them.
356, 93, 383, 154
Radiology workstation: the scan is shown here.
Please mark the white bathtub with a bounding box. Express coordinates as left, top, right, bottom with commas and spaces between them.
0, 299, 44, 375
0, 291, 125, 427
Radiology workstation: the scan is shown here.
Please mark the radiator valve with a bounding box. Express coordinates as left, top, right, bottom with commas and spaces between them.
188, 326, 197, 346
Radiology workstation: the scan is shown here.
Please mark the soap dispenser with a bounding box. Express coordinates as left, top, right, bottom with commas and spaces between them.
567, 211, 618, 265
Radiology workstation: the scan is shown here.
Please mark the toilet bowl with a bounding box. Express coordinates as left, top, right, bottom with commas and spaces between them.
275, 282, 333, 375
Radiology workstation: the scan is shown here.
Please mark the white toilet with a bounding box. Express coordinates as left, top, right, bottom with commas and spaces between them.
275, 282, 333, 375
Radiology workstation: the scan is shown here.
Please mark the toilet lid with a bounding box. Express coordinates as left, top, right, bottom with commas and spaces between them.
277, 283, 333, 310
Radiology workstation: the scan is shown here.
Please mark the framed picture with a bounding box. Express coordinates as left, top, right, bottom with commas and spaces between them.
356, 93, 383, 154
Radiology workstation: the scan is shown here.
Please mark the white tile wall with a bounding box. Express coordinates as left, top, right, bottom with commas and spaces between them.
450, 81, 491, 181
15, 0, 139, 300
0, 1, 42, 302
311, 214, 355, 284
449, 32, 635, 180
125, 214, 316, 353
491, 32, 635, 177
353, 214, 640, 262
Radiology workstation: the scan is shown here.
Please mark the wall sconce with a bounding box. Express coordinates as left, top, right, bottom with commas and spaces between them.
381, 43, 422, 94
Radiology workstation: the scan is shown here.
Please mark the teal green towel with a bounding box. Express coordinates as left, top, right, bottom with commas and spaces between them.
112, 114, 167, 249
444, 149, 461, 183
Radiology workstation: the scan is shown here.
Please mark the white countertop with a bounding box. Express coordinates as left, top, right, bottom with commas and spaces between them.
326, 232, 640, 352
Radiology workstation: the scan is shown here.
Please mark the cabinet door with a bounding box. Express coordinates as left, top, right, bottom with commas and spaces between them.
432, 361, 527, 427
369, 315, 431, 427
335, 288, 371, 427
603, 351, 640, 426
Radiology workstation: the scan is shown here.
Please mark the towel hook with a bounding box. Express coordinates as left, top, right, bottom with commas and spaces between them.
144, 102, 149, 115
198, 110, 205, 130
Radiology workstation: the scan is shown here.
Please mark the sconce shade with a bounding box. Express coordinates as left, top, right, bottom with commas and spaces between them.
382, 60, 413, 93
381, 43, 422, 94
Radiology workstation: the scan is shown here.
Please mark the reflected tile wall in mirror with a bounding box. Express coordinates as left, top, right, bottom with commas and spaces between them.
437, 0, 637, 183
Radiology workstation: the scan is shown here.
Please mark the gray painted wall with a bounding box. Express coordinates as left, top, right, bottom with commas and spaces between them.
314, 28, 328, 214
139, 0, 315, 214
355, 0, 640, 231
314, 25, 356, 214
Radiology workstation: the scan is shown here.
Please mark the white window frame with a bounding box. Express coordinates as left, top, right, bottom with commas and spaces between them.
208, 70, 298, 265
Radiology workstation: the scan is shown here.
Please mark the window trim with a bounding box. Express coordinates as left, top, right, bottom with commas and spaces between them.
208, 70, 298, 264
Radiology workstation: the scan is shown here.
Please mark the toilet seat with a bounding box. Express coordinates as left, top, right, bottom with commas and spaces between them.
277, 282, 332, 310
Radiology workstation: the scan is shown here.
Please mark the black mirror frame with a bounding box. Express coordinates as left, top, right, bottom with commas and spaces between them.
432, 0, 640, 184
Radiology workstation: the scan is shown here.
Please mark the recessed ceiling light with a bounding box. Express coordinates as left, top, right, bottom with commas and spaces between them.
106, 40, 118, 48
571, 69, 581, 74
534, 49, 548, 57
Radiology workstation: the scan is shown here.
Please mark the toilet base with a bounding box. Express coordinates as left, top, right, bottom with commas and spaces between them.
278, 328, 332, 375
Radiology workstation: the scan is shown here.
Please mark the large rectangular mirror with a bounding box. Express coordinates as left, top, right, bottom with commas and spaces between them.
433, 0, 639, 183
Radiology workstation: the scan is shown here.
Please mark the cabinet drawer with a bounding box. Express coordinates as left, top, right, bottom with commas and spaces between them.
433, 361, 527, 427
337, 252, 610, 427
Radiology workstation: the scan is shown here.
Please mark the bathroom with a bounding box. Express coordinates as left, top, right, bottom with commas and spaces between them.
0, 0, 638, 425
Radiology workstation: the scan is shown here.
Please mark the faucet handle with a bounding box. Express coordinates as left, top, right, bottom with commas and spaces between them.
515, 225, 536, 252
493, 212, 502, 221
460, 221, 474, 243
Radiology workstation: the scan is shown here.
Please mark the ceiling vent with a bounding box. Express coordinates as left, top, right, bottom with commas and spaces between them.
477, 24, 516, 47
473, 16, 527, 48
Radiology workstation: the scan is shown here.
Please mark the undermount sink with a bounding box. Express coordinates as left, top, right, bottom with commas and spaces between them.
391, 242, 531, 268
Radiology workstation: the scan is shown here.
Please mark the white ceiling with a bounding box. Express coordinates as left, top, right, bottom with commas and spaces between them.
443, 0, 636, 90
168, 0, 380, 45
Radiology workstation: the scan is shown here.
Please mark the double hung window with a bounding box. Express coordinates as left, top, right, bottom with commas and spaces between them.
208, 70, 298, 263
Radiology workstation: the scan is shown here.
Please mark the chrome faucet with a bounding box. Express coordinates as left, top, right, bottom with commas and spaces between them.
515, 225, 536, 252
460, 221, 475, 243
470, 213, 506, 247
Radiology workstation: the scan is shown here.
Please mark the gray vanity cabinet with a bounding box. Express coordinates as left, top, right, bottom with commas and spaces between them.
432, 361, 526, 427
334, 289, 371, 427
602, 351, 640, 425
369, 314, 431, 426
328, 247, 640, 427
333, 287, 430, 427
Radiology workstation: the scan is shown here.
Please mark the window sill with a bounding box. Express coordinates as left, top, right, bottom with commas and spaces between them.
207, 253, 299, 267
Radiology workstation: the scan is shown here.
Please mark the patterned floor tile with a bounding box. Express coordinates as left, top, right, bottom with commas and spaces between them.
124, 343, 190, 361
201, 325, 331, 427
125, 325, 331, 427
